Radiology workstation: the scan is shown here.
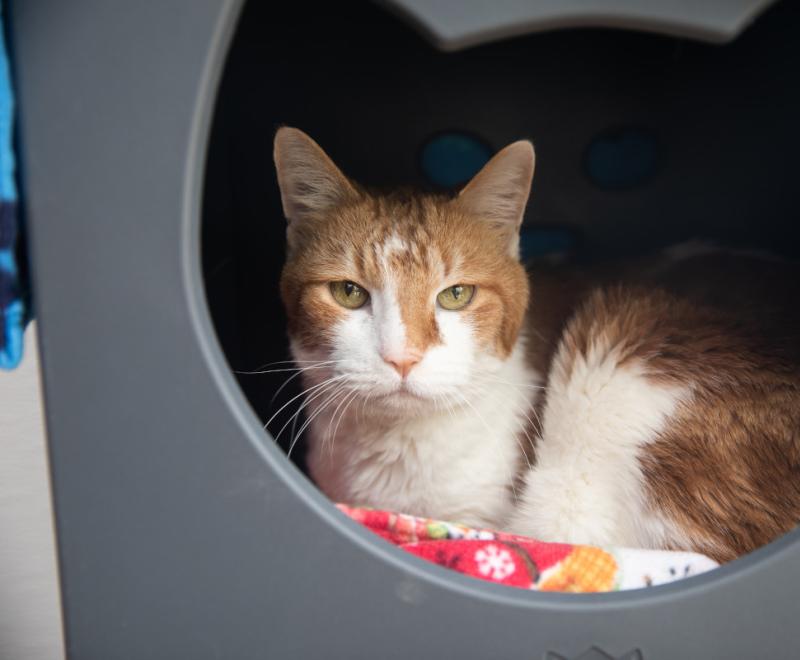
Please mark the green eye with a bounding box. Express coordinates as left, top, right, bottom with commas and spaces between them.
330, 281, 369, 309
437, 284, 475, 311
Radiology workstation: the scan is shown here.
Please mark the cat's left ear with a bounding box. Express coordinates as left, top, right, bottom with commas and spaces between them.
273, 127, 358, 226
453, 140, 535, 258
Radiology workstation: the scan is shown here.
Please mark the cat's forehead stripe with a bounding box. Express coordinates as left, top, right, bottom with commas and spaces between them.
357, 224, 452, 285
381, 232, 409, 258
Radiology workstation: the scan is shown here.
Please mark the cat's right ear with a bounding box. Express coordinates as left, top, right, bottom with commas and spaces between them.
273, 127, 358, 227
453, 140, 535, 258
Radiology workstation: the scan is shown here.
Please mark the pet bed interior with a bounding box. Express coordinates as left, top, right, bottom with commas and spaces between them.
202, 0, 800, 473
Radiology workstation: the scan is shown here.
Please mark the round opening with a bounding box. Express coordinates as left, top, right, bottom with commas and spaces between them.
201, 0, 800, 595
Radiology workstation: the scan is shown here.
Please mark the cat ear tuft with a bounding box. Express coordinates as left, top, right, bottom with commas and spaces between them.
273, 127, 358, 225
454, 140, 535, 257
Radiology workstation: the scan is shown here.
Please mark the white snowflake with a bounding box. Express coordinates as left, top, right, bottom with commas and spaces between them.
474, 544, 516, 580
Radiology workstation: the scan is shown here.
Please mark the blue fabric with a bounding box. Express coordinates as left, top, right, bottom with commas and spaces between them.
0, 0, 23, 369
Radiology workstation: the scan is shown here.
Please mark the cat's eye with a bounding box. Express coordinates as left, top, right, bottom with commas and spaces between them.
437, 284, 475, 310
330, 281, 369, 309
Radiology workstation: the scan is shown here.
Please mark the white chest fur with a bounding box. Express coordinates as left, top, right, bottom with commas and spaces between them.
306, 345, 538, 529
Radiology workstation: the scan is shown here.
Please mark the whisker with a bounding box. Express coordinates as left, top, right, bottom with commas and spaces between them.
329, 389, 360, 457
273, 378, 342, 445
286, 388, 344, 459
325, 386, 357, 445
288, 386, 348, 460
462, 381, 543, 434
454, 390, 521, 501
359, 388, 375, 421
235, 359, 342, 376
464, 380, 541, 476
268, 363, 341, 407
263, 375, 347, 430
473, 373, 547, 433
236, 355, 366, 374
358, 389, 376, 423
480, 375, 545, 390
311, 388, 350, 460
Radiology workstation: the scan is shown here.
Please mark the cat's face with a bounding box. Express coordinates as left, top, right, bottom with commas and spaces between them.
275, 128, 534, 416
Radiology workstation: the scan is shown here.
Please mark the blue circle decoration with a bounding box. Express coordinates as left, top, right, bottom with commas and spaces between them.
519, 227, 576, 259
420, 132, 493, 188
584, 127, 660, 190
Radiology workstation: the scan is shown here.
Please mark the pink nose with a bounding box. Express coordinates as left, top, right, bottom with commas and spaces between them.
383, 355, 421, 379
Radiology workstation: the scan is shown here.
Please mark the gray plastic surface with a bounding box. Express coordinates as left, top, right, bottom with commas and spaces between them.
380, 0, 777, 50
12, 1, 800, 658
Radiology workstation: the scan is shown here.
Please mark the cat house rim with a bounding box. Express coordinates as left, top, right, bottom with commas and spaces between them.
376, 0, 778, 51
192, 0, 800, 606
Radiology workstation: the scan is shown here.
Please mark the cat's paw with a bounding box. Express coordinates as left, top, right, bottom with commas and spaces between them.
507, 468, 623, 546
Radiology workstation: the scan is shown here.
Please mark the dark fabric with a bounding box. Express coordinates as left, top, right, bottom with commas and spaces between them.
0, 200, 15, 248
0, 266, 15, 308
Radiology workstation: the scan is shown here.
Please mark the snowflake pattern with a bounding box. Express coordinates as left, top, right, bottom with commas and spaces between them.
474, 544, 516, 580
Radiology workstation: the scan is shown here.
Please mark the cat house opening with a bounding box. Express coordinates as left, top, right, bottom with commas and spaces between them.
201, 0, 800, 585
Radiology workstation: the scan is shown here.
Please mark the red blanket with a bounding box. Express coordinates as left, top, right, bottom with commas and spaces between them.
339, 504, 718, 592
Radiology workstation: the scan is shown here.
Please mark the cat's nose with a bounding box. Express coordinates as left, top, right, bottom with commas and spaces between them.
383, 354, 421, 379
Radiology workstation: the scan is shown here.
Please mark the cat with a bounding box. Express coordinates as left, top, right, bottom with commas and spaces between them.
273, 127, 800, 562
274, 127, 535, 529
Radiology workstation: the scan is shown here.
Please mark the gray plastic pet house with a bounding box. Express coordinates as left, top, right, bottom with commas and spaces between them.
13, 1, 800, 658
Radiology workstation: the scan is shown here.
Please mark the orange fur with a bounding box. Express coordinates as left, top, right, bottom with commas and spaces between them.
520, 254, 800, 562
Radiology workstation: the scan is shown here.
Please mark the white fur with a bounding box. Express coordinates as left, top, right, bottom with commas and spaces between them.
305, 341, 538, 528
378, 232, 409, 260
508, 338, 690, 548
371, 279, 408, 363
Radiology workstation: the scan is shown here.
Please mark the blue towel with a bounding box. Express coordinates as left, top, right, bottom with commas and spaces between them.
0, 1, 24, 369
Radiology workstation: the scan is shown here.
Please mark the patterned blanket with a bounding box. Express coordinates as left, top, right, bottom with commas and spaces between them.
339, 504, 718, 591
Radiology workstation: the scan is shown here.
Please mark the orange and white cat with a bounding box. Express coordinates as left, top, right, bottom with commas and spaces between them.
274, 127, 800, 562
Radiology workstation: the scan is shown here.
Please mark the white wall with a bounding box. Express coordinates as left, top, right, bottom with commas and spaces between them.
0, 324, 64, 660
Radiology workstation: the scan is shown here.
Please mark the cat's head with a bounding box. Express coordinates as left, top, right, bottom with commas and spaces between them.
275, 127, 533, 417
